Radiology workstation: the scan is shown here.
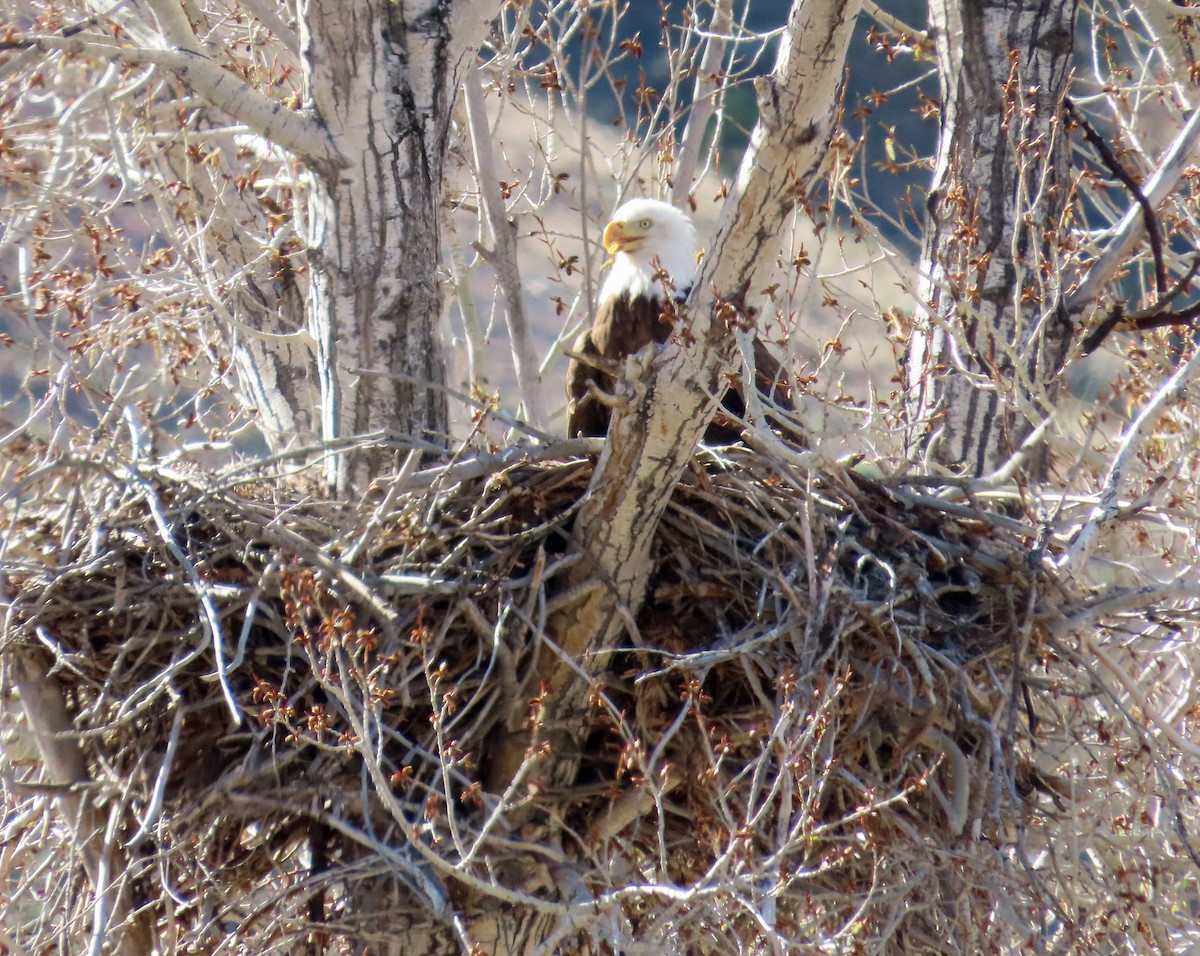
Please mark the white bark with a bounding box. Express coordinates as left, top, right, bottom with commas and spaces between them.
556, 0, 860, 693
25, 9, 338, 167
1058, 341, 1200, 575
72, 0, 327, 449
488, 0, 863, 774
52, 0, 493, 486
302, 1, 493, 489
904, 0, 1077, 477
466, 7, 863, 949
672, 0, 733, 205
463, 67, 545, 429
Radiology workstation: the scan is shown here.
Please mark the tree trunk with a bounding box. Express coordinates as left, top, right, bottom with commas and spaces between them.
485, 0, 863, 816
12, 655, 154, 956
98, 0, 492, 486
301, 1, 490, 490
904, 0, 1077, 477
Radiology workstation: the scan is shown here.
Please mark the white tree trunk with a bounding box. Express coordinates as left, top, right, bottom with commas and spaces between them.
486, 0, 863, 796
74, 0, 491, 484
301, 1, 492, 489
904, 0, 1077, 477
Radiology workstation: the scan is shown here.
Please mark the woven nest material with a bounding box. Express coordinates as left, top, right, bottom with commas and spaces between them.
0, 444, 1180, 953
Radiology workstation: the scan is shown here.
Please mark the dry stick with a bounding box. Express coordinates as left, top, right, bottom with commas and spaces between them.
442, 206, 490, 393
1068, 103, 1200, 312
1080, 256, 1200, 354
0, 59, 121, 259
342, 448, 423, 565
1066, 99, 1167, 299
400, 438, 603, 491
137, 0, 332, 167
128, 703, 184, 846
0, 1, 116, 85
463, 66, 545, 430
293, 656, 579, 918
122, 408, 241, 725
672, 0, 732, 205
12, 653, 152, 956
1058, 580, 1200, 630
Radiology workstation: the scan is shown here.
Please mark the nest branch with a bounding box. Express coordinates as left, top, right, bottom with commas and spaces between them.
1, 438, 1198, 952
11, 652, 154, 956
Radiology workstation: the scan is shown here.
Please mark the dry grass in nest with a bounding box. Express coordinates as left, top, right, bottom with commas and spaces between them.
1, 442, 1197, 953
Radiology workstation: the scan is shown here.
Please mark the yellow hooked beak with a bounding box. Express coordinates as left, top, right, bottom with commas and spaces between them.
603, 219, 646, 255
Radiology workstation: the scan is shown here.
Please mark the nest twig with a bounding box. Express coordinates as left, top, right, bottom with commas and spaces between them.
1, 443, 1197, 953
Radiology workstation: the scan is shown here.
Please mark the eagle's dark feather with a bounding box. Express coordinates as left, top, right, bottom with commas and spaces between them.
566, 291, 673, 438
706, 338, 793, 445
567, 198, 793, 443
565, 290, 793, 442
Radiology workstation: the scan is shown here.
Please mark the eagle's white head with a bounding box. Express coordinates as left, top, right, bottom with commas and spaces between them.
598, 198, 698, 305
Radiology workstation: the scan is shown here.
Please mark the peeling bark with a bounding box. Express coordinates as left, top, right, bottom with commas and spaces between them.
92, 0, 493, 485
13, 654, 153, 956
486, 0, 862, 793
905, 0, 1077, 477
302, 1, 492, 489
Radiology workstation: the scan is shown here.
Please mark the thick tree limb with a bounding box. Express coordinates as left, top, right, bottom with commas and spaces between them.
8, 33, 340, 168
13, 653, 153, 956
904, 0, 1077, 477
488, 0, 862, 790
301, 1, 498, 491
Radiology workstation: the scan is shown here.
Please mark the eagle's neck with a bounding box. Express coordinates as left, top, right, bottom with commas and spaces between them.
599, 243, 698, 305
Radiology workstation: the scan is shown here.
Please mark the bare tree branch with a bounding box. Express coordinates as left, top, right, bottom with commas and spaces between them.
464, 66, 545, 429
5, 33, 340, 167
1069, 102, 1200, 313
672, 0, 732, 205
489, 0, 863, 789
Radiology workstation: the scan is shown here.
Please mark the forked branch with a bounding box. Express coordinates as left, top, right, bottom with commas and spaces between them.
486, 0, 864, 792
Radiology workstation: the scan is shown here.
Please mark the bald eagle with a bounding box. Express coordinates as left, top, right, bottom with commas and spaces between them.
566, 198, 790, 442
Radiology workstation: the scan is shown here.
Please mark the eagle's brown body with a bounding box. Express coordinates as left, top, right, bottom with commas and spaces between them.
565, 291, 792, 443
565, 198, 792, 443
566, 291, 674, 439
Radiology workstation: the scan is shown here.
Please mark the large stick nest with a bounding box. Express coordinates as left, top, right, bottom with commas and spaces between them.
1, 444, 1195, 953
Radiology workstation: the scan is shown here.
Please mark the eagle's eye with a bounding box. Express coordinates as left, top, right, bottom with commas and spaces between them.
638, 218, 653, 229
